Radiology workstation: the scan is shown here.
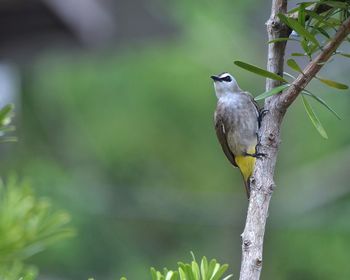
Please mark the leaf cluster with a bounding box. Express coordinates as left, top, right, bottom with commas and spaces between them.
117, 253, 232, 280
0, 177, 75, 279
233, 0, 350, 138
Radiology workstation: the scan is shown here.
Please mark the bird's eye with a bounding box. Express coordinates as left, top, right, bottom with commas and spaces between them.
222, 76, 232, 82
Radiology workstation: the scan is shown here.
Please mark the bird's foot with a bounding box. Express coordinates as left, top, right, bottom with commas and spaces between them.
244, 152, 266, 159
258, 109, 269, 128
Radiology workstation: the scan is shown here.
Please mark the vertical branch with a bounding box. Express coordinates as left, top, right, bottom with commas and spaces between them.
238, 1, 288, 280
238, 1, 350, 279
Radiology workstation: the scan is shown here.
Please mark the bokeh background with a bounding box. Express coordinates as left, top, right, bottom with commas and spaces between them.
1, 0, 350, 279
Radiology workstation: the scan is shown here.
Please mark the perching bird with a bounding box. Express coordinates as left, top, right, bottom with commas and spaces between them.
211, 72, 262, 198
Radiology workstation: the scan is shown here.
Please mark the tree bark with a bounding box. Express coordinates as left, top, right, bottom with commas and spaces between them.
238, 1, 350, 280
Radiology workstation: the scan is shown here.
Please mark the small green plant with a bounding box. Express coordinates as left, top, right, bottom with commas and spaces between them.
0, 177, 75, 279
151, 256, 232, 280
117, 253, 233, 280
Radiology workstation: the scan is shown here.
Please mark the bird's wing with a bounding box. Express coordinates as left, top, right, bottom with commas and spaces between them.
243, 91, 260, 117
214, 112, 237, 167
243, 91, 263, 128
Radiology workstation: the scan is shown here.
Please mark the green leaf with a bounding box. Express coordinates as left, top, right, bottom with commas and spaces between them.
287, 58, 303, 73
291, 52, 307, 56
0, 104, 14, 126
165, 271, 175, 280
190, 251, 196, 262
300, 38, 311, 57
185, 264, 195, 280
339, 52, 350, 58
302, 90, 341, 120
321, 1, 349, 9
298, 3, 306, 27
287, 2, 316, 14
211, 264, 229, 280
151, 267, 158, 280
254, 84, 290, 101
302, 95, 328, 139
317, 77, 349, 89
200, 257, 208, 280
305, 10, 339, 29
283, 72, 296, 80
278, 13, 319, 46
234, 61, 287, 82
178, 268, 186, 280
268, 37, 300, 44
191, 261, 200, 280
206, 259, 217, 278
315, 27, 330, 38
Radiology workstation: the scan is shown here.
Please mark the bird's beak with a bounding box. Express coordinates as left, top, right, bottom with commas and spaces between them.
210, 75, 221, 82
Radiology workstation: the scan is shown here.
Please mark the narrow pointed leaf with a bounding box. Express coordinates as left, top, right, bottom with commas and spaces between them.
321, 1, 349, 9
302, 90, 341, 119
339, 53, 350, 58
268, 37, 300, 44
254, 84, 290, 101
222, 275, 233, 280
210, 264, 229, 280
185, 264, 194, 280
317, 77, 349, 90
287, 58, 303, 73
190, 251, 196, 262
291, 52, 307, 56
302, 95, 328, 139
287, 2, 316, 14
191, 261, 200, 280
234, 61, 287, 82
278, 13, 319, 46
165, 271, 174, 280
315, 27, 330, 38
178, 268, 186, 280
305, 10, 339, 29
151, 268, 158, 280
283, 72, 296, 80
298, 3, 306, 27
207, 259, 217, 278
201, 257, 208, 280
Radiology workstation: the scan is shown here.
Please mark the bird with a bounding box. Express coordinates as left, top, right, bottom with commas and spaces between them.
211, 72, 263, 198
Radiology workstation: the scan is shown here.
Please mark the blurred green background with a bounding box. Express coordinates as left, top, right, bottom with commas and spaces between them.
1, 0, 350, 279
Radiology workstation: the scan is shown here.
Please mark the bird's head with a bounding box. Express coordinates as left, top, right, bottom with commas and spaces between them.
210, 72, 241, 98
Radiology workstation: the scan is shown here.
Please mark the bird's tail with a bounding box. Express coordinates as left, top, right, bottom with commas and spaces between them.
235, 147, 256, 198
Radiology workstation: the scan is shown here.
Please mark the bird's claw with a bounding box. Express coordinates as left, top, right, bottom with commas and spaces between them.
244, 152, 267, 159
258, 109, 269, 128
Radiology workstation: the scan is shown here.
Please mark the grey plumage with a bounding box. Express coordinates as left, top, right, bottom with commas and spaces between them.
212, 73, 259, 161
211, 72, 260, 197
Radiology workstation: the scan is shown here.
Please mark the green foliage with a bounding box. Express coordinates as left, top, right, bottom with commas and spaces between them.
316, 77, 349, 89
118, 254, 232, 280
0, 177, 74, 279
235, 0, 350, 138
0, 104, 17, 143
0, 262, 37, 280
302, 89, 341, 119
254, 84, 291, 101
233, 61, 287, 82
302, 95, 328, 139
286, 59, 303, 73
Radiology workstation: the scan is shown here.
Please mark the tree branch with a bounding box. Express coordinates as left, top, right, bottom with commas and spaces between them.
277, 16, 350, 110
239, 3, 350, 280
239, 1, 288, 280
